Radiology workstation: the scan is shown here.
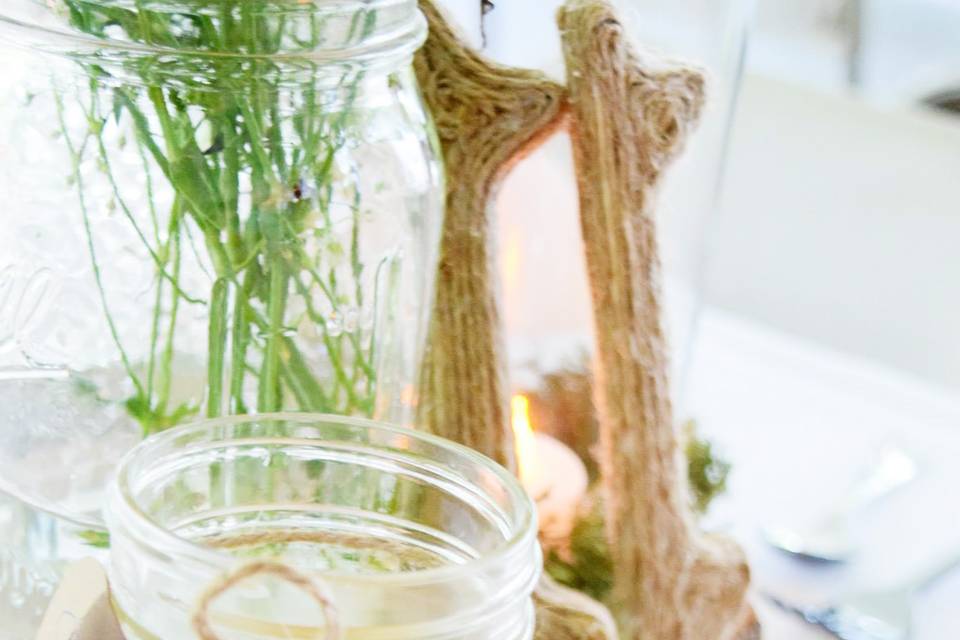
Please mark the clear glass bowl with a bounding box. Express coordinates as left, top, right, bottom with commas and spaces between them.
106, 413, 541, 640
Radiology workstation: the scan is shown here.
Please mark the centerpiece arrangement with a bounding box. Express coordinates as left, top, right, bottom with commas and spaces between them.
0, 0, 757, 638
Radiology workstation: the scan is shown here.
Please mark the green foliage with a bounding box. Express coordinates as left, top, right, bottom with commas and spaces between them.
124, 395, 199, 434
685, 421, 732, 515
545, 424, 731, 603
77, 529, 111, 549
544, 495, 613, 602
55, 0, 383, 433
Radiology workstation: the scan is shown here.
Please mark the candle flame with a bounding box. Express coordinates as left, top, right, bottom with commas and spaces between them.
511, 394, 540, 487
399, 384, 418, 407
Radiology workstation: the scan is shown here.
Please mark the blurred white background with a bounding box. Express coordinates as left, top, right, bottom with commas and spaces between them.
711, 0, 960, 392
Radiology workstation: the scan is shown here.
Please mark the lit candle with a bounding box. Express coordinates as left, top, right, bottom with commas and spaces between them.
512, 395, 588, 546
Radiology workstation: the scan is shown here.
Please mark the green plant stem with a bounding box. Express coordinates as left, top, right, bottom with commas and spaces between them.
146, 269, 165, 401
291, 275, 366, 411
92, 95, 203, 305
55, 90, 145, 400
229, 274, 253, 415
206, 278, 229, 418
156, 201, 184, 418
258, 252, 287, 413
62, 0, 385, 428
280, 341, 331, 412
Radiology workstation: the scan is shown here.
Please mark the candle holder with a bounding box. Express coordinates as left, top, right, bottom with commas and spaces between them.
106, 413, 541, 639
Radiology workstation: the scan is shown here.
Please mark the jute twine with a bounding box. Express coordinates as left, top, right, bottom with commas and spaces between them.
191, 560, 341, 640
559, 1, 757, 639
410, 0, 756, 638
411, 2, 618, 639
413, 0, 567, 472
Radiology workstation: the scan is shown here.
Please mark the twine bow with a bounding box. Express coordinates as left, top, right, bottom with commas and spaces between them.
191, 561, 341, 640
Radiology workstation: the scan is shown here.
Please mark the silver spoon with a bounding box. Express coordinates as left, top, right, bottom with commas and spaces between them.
770, 545, 960, 640
764, 447, 917, 562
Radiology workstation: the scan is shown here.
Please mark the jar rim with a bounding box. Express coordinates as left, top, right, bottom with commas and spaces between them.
0, 0, 426, 66
108, 412, 541, 589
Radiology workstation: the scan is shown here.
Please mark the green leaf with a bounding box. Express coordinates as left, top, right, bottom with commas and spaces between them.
170, 149, 224, 230
126, 394, 200, 436
124, 394, 152, 424
685, 421, 732, 514
78, 529, 111, 549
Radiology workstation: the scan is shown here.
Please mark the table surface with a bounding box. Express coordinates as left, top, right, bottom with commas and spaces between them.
687, 307, 960, 639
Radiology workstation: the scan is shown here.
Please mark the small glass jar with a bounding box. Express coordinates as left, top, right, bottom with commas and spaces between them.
106, 414, 541, 640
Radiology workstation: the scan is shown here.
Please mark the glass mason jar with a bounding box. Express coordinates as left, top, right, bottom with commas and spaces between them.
0, 0, 443, 629
106, 414, 541, 640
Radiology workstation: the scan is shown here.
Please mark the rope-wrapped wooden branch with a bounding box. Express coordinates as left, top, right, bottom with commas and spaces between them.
559, 1, 757, 638
415, 1, 756, 637
414, 3, 618, 637
414, 0, 567, 471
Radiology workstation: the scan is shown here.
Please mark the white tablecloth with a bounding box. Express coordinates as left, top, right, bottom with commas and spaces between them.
687, 308, 960, 639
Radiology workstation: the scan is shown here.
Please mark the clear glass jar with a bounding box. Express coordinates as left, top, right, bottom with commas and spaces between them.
106, 413, 540, 640
0, 0, 443, 628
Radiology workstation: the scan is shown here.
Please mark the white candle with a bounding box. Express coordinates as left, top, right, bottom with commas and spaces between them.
512, 395, 588, 545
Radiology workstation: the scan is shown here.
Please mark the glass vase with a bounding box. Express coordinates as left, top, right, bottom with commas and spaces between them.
0, 0, 443, 630
106, 413, 540, 640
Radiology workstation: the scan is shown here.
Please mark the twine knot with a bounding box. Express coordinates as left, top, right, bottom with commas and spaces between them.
192, 561, 341, 640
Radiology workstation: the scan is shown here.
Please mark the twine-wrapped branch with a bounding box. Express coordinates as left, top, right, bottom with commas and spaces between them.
415, 1, 756, 637
414, 3, 619, 638
414, 0, 567, 471
560, 1, 757, 638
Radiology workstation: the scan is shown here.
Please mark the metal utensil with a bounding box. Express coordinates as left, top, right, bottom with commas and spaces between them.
769, 545, 960, 640
764, 447, 917, 562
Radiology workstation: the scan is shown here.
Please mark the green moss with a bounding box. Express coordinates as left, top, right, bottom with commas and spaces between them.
545, 422, 731, 603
